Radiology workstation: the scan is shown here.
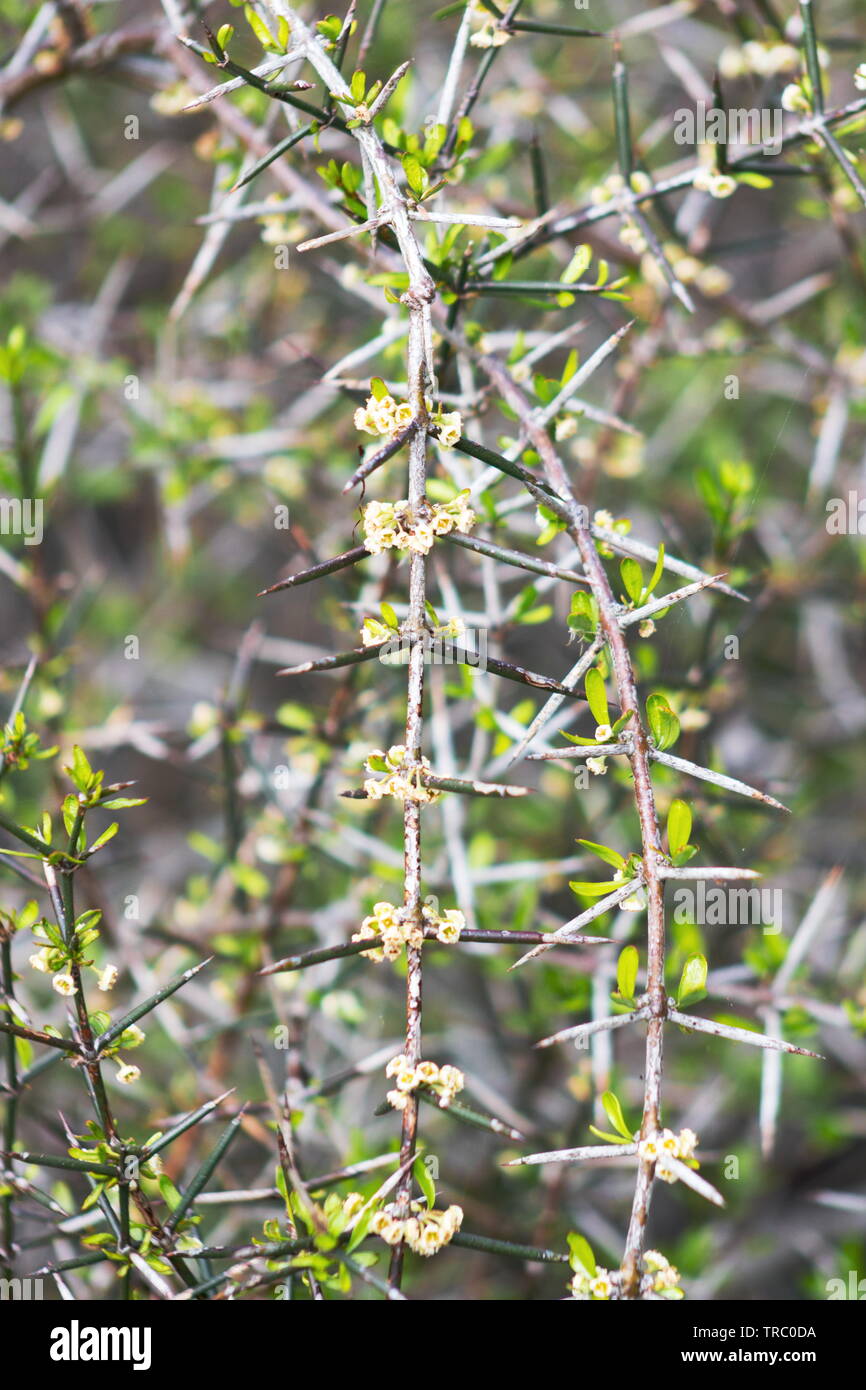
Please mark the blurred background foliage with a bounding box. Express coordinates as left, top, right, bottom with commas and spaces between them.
1, 0, 865, 1300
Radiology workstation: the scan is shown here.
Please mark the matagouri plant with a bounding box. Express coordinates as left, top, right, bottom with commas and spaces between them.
1, 0, 865, 1311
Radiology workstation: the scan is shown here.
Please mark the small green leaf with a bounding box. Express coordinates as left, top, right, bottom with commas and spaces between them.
600, 1090, 633, 1140
667, 799, 692, 857
620, 558, 643, 604
584, 668, 609, 727
616, 945, 639, 1003
577, 839, 626, 871
402, 155, 427, 197
677, 952, 708, 1008
645, 543, 665, 599
561, 244, 592, 285
88, 823, 119, 854
567, 1232, 596, 1278
569, 879, 621, 899
646, 693, 680, 751
413, 1155, 436, 1209
158, 1175, 183, 1212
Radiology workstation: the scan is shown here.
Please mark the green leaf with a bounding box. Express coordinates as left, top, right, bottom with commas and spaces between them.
158, 1175, 183, 1212
350, 69, 366, 103
667, 799, 692, 857
380, 601, 399, 629
244, 3, 276, 49
584, 668, 609, 727
620, 558, 643, 604
645, 543, 665, 599
576, 839, 626, 871
413, 1155, 436, 1209
567, 1232, 596, 1278
402, 155, 427, 197
616, 945, 639, 1003
601, 1089, 633, 1141
569, 879, 621, 898
346, 1203, 375, 1254
88, 823, 119, 854
645, 693, 680, 751
369, 376, 389, 401
561, 244, 592, 285
611, 709, 634, 736
588, 1126, 634, 1145
68, 745, 93, 792
677, 952, 708, 1008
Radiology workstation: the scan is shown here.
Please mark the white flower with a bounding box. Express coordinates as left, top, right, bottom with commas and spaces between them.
856, 64, 866, 92
433, 410, 463, 448
470, 20, 509, 49
718, 46, 747, 80
619, 221, 647, 253
677, 1127, 698, 1160
594, 724, 613, 742
693, 169, 737, 199
98, 964, 118, 991
586, 757, 607, 776
695, 265, 732, 297
116, 1063, 141, 1085
555, 414, 578, 442
781, 83, 810, 113
362, 617, 392, 647
589, 1270, 614, 1300
52, 973, 76, 996
29, 949, 52, 973
638, 619, 656, 638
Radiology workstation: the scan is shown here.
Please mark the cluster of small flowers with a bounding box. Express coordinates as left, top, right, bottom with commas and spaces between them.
353, 899, 464, 962
362, 492, 475, 557
692, 167, 738, 200
384, 1054, 465, 1111
354, 392, 414, 437
370, 1201, 464, 1255
30, 947, 120, 999
363, 744, 441, 804
570, 1265, 618, 1300
589, 169, 653, 209
423, 900, 464, 943
642, 1249, 683, 1295
354, 900, 421, 961
468, 1, 509, 49
640, 240, 732, 297
360, 614, 465, 648
638, 1126, 699, 1182
353, 393, 462, 448
718, 41, 801, 80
